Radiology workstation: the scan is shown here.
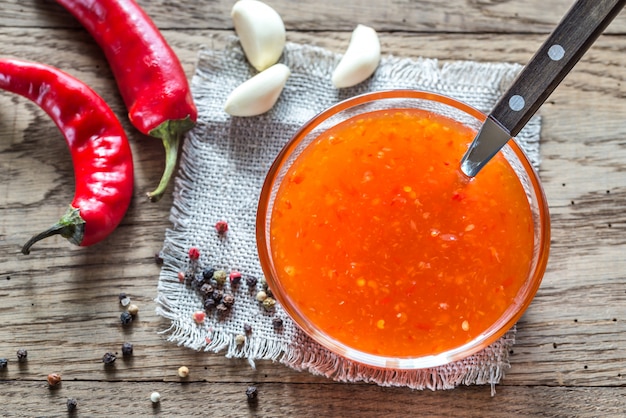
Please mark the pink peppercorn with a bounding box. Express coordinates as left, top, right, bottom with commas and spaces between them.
229, 271, 242, 285
177, 271, 186, 283
188, 247, 200, 260
215, 220, 229, 234
192, 311, 206, 324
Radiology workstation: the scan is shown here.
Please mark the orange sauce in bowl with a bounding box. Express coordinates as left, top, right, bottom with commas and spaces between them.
269, 109, 534, 357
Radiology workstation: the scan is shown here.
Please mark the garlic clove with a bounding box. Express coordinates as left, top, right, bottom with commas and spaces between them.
332, 24, 381, 88
231, 0, 286, 71
224, 63, 291, 117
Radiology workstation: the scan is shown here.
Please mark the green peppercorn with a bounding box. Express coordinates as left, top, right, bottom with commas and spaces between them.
122, 342, 133, 356
102, 352, 117, 365
262, 297, 276, 311
120, 311, 133, 325
16, 348, 27, 362
213, 269, 228, 286
66, 398, 78, 411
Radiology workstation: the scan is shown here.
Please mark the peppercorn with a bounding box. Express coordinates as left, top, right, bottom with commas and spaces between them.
177, 366, 189, 378
235, 334, 246, 345
246, 276, 258, 288
215, 220, 229, 234
188, 246, 200, 260
246, 386, 258, 401
192, 311, 206, 324
204, 298, 216, 311
102, 352, 117, 365
120, 311, 133, 325
243, 324, 252, 334
216, 303, 228, 313
191, 273, 207, 289
177, 271, 186, 283
202, 267, 216, 282
66, 398, 78, 411
0, 358, 7, 369
272, 317, 283, 330
150, 391, 161, 403
222, 294, 235, 308
229, 270, 242, 286
119, 292, 127, 301
47, 373, 62, 387
213, 269, 228, 286
210, 289, 224, 303
122, 342, 133, 356
199, 283, 214, 297
154, 252, 164, 265
16, 348, 27, 362
255, 290, 267, 302
262, 297, 276, 311
127, 304, 139, 316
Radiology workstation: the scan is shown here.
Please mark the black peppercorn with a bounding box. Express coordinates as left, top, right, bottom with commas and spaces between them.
202, 267, 216, 282
223, 294, 235, 308
120, 311, 133, 325
16, 348, 27, 362
204, 298, 216, 311
211, 289, 224, 303
122, 342, 133, 356
243, 324, 252, 334
272, 317, 283, 330
102, 352, 117, 365
118, 292, 127, 301
246, 386, 258, 401
191, 273, 206, 289
216, 303, 228, 313
0, 358, 7, 369
66, 398, 78, 411
246, 276, 257, 288
199, 283, 214, 297
154, 252, 164, 265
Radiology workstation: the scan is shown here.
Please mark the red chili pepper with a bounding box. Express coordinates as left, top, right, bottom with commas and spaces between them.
0, 58, 134, 254
56, 0, 198, 202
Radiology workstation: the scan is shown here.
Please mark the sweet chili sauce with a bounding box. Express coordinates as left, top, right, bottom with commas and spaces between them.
269, 109, 534, 357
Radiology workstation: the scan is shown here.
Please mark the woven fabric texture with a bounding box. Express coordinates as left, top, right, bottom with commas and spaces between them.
155, 39, 541, 392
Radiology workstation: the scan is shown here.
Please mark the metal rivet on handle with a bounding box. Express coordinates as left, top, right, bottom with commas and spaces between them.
509, 95, 525, 111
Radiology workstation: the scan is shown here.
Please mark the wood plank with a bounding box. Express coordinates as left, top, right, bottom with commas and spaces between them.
1, 381, 626, 417
2, 0, 626, 33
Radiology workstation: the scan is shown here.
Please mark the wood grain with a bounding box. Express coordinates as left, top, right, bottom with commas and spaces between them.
1, 0, 626, 415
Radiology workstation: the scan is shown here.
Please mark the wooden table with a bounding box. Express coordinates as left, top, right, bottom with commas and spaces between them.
1, 1, 625, 416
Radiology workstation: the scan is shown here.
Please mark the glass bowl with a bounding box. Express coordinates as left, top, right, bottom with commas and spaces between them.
256, 90, 550, 369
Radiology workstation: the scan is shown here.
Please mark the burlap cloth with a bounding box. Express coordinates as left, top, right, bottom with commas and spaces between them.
155, 38, 541, 392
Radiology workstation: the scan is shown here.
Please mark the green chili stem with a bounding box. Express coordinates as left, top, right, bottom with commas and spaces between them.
146, 116, 195, 203
21, 206, 85, 254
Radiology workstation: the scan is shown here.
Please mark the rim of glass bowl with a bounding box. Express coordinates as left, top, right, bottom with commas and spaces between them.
256, 89, 551, 369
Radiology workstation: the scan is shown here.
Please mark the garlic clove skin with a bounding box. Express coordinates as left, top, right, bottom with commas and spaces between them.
332, 24, 381, 88
224, 63, 291, 117
231, 0, 286, 71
